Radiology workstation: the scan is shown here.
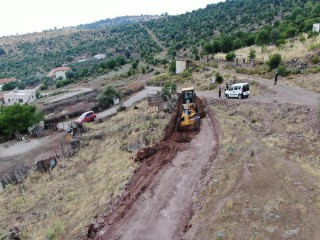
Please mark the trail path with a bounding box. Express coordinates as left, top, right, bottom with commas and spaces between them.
142, 24, 167, 57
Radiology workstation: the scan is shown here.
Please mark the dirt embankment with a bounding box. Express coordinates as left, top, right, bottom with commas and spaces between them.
77, 97, 208, 239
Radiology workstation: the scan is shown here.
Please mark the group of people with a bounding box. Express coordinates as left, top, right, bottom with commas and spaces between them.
217, 82, 229, 98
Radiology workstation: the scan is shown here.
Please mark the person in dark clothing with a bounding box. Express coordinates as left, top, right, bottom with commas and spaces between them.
218, 85, 222, 98
225, 83, 229, 91
274, 71, 278, 85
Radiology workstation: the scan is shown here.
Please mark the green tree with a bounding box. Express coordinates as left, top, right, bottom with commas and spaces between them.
115, 56, 126, 65
256, 29, 270, 45
0, 104, 44, 138
225, 52, 236, 61
107, 59, 116, 69
169, 61, 176, 74
266, 53, 282, 70
203, 42, 214, 54
249, 48, 256, 61
96, 86, 121, 110
162, 82, 177, 97
215, 72, 224, 84
270, 29, 281, 44
132, 60, 139, 69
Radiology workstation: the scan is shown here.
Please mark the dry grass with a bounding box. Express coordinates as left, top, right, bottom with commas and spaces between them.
0, 101, 170, 239
187, 101, 320, 240
234, 34, 320, 62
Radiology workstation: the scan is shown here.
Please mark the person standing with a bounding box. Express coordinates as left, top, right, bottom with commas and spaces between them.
218, 84, 222, 98
274, 71, 278, 85
225, 83, 229, 91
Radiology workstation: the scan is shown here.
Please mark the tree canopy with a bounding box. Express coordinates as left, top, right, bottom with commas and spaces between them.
0, 104, 44, 138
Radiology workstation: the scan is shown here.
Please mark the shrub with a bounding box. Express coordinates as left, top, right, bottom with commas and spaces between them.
311, 55, 320, 64
162, 82, 177, 97
249, 48, 256, 61
277, 65, 289, 76
225, 52, 236, 61
40, 84, 48, 91
96, 85, 121, 111
215, 72, 224, 84
266, 53, 282, 70
275, 39, 286, 47
46, 220, 65, 240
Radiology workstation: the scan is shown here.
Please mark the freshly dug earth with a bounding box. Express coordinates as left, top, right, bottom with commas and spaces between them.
80, 97, 211, 239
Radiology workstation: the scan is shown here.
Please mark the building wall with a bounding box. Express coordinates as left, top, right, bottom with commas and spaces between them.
4, 90, 36, 105
176, 60, 187, 74
313, 23, 320, 32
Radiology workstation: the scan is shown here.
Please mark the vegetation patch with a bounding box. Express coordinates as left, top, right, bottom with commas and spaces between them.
0, 101, 170, 239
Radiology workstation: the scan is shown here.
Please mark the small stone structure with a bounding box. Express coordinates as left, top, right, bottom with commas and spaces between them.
176, 59, 188, 74
313, 23, 320, 33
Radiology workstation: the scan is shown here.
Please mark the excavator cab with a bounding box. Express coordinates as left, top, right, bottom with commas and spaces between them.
177, 87, 199, 131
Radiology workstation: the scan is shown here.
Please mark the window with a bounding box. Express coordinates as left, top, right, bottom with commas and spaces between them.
243, 84, 249, 91
19, 99, 23, 103
8, 99, 11, 102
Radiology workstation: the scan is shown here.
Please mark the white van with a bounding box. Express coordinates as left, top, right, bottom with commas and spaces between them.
225, 83, 250, 99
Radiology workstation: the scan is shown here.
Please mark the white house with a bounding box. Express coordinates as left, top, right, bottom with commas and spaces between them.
4, 89, 36, 105
94, 54, 106, 60
47, 67, 71, 80
313, 23, 320, 32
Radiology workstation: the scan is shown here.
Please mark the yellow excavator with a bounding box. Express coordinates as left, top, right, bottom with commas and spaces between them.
176, 87, 199, 131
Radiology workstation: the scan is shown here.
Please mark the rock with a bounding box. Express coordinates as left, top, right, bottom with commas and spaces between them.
283, 229, 299, 238
262, 212, 281, 222
128, 142, 142, 152
266, 226, 277, 233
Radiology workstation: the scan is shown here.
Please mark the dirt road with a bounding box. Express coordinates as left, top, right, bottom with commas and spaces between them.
210, 68, 319, 106
113, 117, 216, 240
86, 103, 218, 239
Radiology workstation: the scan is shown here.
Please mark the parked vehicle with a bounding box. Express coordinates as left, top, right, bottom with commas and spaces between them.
225, 83, 250, 99
76, 111, 96, 123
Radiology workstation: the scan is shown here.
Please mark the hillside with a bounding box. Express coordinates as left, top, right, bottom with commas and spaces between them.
1, 0, 320, 84
145, 0, 320, 58
77, 15, 161, 29
0, 24, 161, 79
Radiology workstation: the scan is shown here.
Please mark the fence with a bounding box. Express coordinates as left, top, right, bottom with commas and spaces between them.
147, 93, 165, 112
0, 142, 78, 190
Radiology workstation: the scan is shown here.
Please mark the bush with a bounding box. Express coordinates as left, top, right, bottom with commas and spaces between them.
275, 39, 286, 47
162, 82, 177, 97
215, 72, 224, 84
277, 65, 289, 76
311, 55, 320, 64
96, 85, 121, 111
40, 84, 48, 91
46, 220, 65, 240
266, 53, 282, 70
225, 52, 236, 61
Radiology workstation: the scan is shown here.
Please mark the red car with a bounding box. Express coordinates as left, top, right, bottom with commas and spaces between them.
76, 111, 96, 123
